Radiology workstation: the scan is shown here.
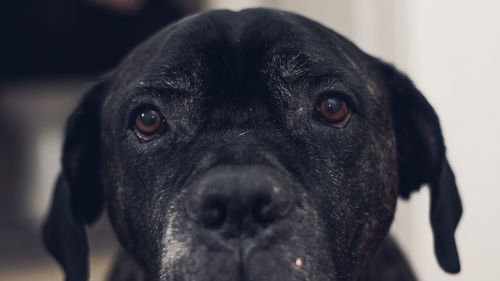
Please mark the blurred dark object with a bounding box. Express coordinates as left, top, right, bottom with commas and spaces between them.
0, 0, 201, 77
86, 0, 147, 14
0, 116, 23, 218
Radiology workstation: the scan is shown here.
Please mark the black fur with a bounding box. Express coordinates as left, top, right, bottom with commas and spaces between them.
43, 8, 462, 281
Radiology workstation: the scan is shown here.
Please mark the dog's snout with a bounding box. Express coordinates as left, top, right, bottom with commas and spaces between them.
185, 166, 294, 235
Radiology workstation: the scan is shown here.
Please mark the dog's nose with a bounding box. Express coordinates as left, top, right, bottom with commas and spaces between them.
185, 166, 293, 235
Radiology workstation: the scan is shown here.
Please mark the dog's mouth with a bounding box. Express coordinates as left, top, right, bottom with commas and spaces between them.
157, 203, 339, 281
159, 242, 327, 281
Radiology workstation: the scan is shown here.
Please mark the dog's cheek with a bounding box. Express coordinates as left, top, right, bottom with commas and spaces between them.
101, 150, 134, 250
346, 121, 398, 275
105, 182, 171, 278
101, 147, 172, 278
311, 105, 398, 278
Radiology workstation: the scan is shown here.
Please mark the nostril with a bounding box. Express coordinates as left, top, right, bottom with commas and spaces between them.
252, 188, 291, 224
200, 199, 226, 228
253, 196, 274, 224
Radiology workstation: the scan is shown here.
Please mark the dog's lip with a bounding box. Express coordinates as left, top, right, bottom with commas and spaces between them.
159, 245, 312, 281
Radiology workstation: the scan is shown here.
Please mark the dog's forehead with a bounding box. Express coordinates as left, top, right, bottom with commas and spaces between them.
111, 8, 377, 99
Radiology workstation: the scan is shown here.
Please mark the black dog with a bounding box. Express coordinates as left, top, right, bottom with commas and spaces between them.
43, 8, 462, 281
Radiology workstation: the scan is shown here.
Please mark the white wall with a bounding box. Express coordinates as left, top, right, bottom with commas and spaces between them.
206, 0, 353, 37
206, 1, 500, 280
387, 1, 500, 281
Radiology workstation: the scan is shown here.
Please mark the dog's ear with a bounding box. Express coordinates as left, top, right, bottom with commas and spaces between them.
43, 174, 90, 281
43, 79, 109, 281
379, 62, 462, 273
62, 79, 107, 224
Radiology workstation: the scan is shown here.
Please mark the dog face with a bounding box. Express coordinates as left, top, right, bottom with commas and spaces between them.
43, 9, 462, 281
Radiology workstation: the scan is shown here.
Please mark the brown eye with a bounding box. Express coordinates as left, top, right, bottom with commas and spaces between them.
134, 109, 163, 142
317, 96, 351, 128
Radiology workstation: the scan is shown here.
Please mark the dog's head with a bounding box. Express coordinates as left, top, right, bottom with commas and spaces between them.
43, 8, 462, 281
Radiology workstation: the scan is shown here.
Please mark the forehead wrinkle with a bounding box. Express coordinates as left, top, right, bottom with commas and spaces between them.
268, 53, 309, 81
261, 52, 313, 100
265, 49, 356, 81
137, 65, 204, 95
264, 52, 359, 94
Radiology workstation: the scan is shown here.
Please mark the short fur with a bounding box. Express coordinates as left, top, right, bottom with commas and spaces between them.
43, 8, 462, 281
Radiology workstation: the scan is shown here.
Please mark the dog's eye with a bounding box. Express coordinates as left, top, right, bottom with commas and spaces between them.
316, 95, 351, 128
134, 109, 164, 142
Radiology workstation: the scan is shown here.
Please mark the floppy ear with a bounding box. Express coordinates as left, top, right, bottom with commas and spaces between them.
380, 62, 463, 273
42, 80, 109, 281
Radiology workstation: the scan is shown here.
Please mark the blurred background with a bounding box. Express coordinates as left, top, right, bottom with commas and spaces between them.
0, 0, 498, 280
